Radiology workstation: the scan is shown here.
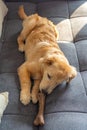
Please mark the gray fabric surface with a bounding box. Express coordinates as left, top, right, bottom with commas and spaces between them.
0, 0, 87, 130
40, 112, 87, 130
37, 1, 69, 18
0, 115, 38, 130
5, 2, 36, 20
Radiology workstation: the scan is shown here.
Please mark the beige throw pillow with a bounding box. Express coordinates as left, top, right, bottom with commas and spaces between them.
0, 92, 9, 123
0, 0, 8, 37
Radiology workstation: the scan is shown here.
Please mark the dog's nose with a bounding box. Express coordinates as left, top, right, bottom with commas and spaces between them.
41, 89, 47, 95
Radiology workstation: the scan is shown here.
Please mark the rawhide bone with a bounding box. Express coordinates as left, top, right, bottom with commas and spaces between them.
34, 92, 46, 126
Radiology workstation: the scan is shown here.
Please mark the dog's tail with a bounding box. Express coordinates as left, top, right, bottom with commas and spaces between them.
18, 5, 28, 20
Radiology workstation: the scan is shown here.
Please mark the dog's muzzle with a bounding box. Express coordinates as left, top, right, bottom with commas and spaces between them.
40, 89, 47, 95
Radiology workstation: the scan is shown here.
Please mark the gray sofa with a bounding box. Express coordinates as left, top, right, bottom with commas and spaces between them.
0, 0, 87, 129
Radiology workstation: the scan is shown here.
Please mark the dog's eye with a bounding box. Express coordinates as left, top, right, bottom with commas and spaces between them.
47, 74, 51, 79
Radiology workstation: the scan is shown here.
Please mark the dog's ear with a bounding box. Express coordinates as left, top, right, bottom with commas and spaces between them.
40, 56, 56, 66
44, 57, 54, 66
67, 66, 77, 83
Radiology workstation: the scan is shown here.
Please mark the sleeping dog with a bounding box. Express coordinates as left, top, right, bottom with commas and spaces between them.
17, 6, 77, 105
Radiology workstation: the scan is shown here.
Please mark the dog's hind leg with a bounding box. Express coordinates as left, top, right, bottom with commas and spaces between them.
18, 62, 31, 105
32, 79, 41, 104
17, 27, 30, 52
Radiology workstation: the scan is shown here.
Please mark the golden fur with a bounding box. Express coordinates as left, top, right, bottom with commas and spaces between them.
17, 6, 77, 105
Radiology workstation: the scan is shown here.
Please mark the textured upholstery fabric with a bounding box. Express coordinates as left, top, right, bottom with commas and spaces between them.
0, 0, 87, 130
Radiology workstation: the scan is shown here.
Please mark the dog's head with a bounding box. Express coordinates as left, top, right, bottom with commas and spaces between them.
40, 55, 77, 94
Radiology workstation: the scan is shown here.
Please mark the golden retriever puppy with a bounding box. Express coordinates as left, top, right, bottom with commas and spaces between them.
17, 6, 77, 105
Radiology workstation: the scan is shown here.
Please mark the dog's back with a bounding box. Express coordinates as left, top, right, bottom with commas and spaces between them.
18, 6, 59, 61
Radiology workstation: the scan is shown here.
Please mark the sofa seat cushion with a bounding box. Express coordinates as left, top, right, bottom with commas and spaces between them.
0, 0, 87, 130
40, 112, 87, 130
0, 115, 38, 130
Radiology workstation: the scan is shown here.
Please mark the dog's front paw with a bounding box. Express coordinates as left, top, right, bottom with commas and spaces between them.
31, 92, 38, 104
20, 90, 31, 105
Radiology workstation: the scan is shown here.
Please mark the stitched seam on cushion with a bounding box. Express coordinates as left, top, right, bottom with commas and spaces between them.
44, 111, 87, 115
71, 43, 80, 72
81, 72, 87, 95
74, 44, 81, 72
3, 113, 36, 116
4, 110, 87, 116
67, 0, 75, 43
74, 37, 87, 43
4, 111, 87, 116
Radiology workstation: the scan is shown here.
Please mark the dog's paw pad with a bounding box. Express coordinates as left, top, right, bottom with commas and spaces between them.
20, 91, 31, 105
